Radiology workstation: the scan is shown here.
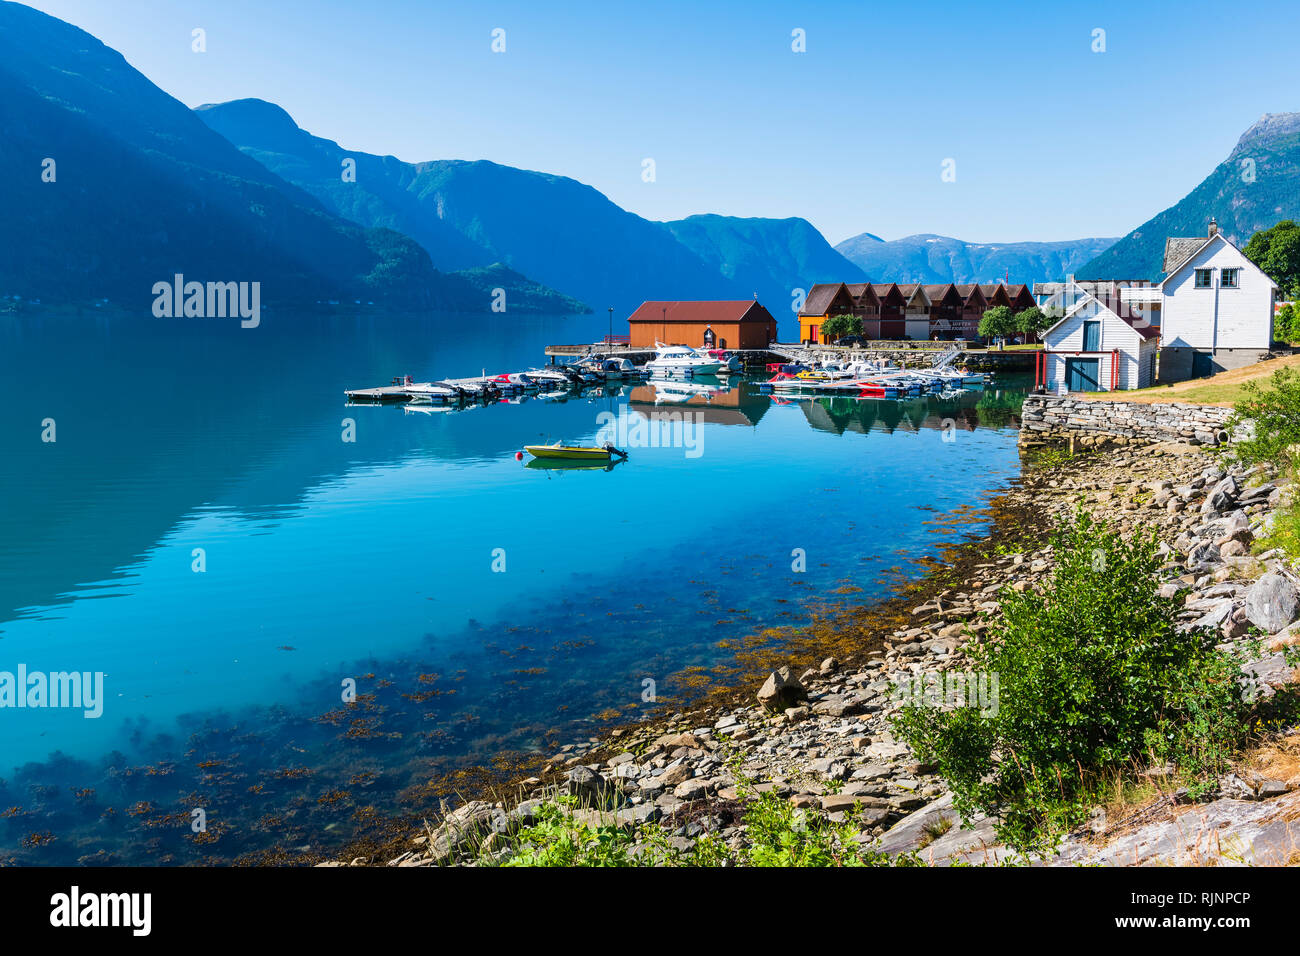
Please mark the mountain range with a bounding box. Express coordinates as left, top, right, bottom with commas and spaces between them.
1078, 112, 1300, 280
9, 1, 1297, 322
835, 233, 1118, 286
195, 99, 869, 316
0, 2, 583, 313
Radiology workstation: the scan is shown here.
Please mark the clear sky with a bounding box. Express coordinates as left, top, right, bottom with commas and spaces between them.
18, 0, 1299, 245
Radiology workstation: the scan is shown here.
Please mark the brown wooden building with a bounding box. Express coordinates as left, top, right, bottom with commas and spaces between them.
627, 300, 778, 350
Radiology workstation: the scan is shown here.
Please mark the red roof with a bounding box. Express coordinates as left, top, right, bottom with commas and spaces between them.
628, 300, 774, 324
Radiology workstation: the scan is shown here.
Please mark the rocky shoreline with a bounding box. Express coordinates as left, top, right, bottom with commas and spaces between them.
327, 435, 1300, 867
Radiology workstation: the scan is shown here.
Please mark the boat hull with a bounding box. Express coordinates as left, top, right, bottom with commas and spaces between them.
524, 445, 613, 461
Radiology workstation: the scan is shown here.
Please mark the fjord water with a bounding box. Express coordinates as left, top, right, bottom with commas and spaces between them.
0, 312, 1027, 863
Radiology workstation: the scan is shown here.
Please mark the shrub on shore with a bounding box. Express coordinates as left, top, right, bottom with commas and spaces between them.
892, 511, 1267, 853
1230, 366, 1300, 562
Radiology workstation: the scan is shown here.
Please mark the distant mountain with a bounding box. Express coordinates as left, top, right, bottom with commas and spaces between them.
0, 2, 455, 310
836, 232, 1118, 286
197, 99, 732, 315
663, 214, 866, 313
1078, 112, 1300, 280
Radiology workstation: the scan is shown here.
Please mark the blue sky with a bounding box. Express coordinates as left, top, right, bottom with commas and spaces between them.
20, 0, 1299, 245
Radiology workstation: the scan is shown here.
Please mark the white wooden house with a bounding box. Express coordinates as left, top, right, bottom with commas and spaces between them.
1037, 284, 1159, 392
1157, 219, 1277, 381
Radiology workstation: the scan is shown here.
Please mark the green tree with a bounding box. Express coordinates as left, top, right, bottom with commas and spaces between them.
820, 313, 862, 341
1244, 220, 1300, 299
977, 305, 1016, 346
1014, 306, 1049, 341
1274, 303, 1297, 345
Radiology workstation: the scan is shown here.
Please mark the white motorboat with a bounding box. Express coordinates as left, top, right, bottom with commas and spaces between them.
644, 344, 723, 375
525, 367, 577, 387
579, 356, 643, 381
404, 382, 464, 403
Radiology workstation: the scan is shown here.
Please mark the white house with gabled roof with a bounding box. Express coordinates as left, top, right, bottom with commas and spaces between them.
1157, 219, 1277, 381
1037, 282, 1159, 391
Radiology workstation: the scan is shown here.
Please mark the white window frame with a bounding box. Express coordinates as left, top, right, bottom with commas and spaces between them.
1221, 268, 1239, 289
1194, 268, 1214, 289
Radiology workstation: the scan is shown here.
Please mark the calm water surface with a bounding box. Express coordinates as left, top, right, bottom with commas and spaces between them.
0, 311, 1028, 863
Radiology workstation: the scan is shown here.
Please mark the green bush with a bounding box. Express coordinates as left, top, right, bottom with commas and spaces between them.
892, 511, 1262, 853
1230, 366, 1300, 466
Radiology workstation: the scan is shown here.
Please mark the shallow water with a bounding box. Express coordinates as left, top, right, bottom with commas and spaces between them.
0, 311, 1028, 863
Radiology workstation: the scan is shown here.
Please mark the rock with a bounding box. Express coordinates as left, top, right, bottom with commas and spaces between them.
820, 656, 840, 675
658, 763, 694, 788
672, 779, 708, 802
565, 766, 615, 806
1244, 572, 1300, 634
757, 666, 808, 712
1202, 475, 1239, 514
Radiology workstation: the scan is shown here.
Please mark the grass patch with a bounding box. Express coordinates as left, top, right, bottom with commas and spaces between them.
476, 779, 922, 867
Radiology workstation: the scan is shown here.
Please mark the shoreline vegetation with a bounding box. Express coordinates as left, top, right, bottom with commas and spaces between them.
326, 380, 1300, 866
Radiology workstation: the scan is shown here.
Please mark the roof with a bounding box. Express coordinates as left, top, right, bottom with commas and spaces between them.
1156, 232, 1278, 290
799, 283, 849, 316
1163, 236, 1209, 275
923, 283, 959, 301
628, 300, 774, 324
846, 283, 869, 297
1041, 284, 1159, 342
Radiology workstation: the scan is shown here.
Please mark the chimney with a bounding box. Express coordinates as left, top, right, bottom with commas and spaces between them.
1208, 217, 1219, 237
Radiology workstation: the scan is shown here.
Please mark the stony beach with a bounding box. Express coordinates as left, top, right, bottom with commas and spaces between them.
329, 423, 1300, 868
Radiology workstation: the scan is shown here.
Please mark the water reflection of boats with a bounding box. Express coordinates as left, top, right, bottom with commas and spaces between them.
645, 377, 725, 403
628, 380, 769, 427
524, 456, 626, 472
403, 402, 466, 415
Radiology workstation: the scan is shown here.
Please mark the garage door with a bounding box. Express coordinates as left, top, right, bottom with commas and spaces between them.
1065, 357, 1101, 392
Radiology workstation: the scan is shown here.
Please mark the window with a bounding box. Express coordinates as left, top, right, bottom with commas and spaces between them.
1221, 268, 1239, 288
1195, 269, 1214, 288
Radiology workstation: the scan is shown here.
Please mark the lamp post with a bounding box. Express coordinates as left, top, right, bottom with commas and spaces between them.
608, 306, 613, 353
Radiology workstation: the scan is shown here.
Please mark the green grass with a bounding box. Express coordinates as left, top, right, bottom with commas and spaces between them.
473, 778, 922, 867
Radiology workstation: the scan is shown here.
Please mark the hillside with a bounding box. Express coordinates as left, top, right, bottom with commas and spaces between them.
197, 99, 732, 315
0, 2, 456, 311
1078, 112, 1300, 280
663, 214, 866, 314
836, 232, 1117, 285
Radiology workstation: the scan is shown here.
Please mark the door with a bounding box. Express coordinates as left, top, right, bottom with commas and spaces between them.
1082, 321, 1101, 352
1065, 357, 1101, 392
808, 324, 819, 344
1192, 351, 1214, 378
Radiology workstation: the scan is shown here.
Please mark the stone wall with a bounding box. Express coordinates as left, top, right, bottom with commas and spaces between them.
1019, 394, 1234, 447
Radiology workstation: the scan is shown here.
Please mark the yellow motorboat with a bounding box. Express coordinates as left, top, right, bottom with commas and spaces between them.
523, 441, 627, 461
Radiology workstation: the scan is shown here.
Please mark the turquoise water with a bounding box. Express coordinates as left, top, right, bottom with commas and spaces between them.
0, 312, 1027, 863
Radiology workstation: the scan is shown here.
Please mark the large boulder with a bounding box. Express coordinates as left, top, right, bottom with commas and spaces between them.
1201, 475, 1240, 515
757, 666, 808, 712
1245, 572, 1300, 634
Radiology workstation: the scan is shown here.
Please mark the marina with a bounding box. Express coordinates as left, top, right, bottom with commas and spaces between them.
344, 342, 992, 416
